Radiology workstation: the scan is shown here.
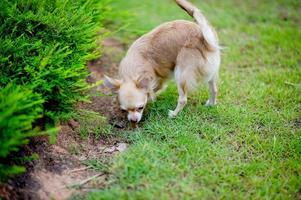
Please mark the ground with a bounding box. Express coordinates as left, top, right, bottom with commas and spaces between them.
1, 0, 301, 199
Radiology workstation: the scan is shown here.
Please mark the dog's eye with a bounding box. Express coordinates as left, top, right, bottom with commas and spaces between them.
137, 106, 144, 111
121, 108, 127, 113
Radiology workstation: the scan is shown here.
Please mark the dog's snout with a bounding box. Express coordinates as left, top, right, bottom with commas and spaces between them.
128, 112, 142, 123
129, 115, 139, 122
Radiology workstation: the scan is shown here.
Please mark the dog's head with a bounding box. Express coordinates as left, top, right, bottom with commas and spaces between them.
104, 75, 150, 123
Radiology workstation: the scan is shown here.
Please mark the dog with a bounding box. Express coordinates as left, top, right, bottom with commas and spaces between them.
104, 0, 221, 123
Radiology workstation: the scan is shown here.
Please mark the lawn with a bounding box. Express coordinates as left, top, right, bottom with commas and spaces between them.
86, 0, 301, 199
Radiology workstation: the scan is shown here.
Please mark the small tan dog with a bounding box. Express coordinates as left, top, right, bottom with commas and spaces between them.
104, 0, 220, 123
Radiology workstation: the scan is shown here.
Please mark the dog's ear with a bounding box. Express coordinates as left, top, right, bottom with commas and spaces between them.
135, 77, 149, 90
103, 75, 121, 92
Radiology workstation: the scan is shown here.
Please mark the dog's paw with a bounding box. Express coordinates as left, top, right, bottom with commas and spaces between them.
205, 100, 216, 106
168, 110, 177, 118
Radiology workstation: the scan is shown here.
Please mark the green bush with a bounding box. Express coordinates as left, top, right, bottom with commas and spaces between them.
0, 0, 110, 180
0, 84, 43, 180
0, 0, 109, 120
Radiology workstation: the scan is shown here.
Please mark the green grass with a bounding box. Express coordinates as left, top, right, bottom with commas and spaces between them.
69, 109, 112, 138
85, 0, 301, 199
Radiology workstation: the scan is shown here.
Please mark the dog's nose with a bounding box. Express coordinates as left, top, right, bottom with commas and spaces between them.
130, 119, 138, 123
128, 114, 140, 123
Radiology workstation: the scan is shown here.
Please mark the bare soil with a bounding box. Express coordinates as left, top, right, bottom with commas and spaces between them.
0, 38, 127, 200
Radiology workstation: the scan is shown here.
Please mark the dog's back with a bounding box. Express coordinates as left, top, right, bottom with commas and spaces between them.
119, 19, 217, 82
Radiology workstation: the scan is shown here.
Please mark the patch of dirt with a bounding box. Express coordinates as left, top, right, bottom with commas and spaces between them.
0, 38, 128, 200
84, 37, 128, 128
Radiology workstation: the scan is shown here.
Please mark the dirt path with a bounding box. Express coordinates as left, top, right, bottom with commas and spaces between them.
0, 38, 127, 200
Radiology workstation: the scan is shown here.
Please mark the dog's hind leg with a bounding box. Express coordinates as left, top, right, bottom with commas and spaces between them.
206, 74, 218, 106
168, 80, 188, 118
169, 48, 204, 118
168, 66, 188, 118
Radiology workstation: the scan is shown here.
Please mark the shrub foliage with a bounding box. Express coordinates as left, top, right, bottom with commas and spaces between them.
0, 84, 43, 179
0, 0, 109, 180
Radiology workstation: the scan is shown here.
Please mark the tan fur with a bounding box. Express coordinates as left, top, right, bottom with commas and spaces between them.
105, 0, 221, 123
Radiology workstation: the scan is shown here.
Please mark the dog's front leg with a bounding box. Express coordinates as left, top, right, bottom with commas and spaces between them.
148, 91, 156, 102
168, 82, 187, 118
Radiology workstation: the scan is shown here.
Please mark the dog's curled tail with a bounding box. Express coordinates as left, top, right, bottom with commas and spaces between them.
175, 0, 220, 50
